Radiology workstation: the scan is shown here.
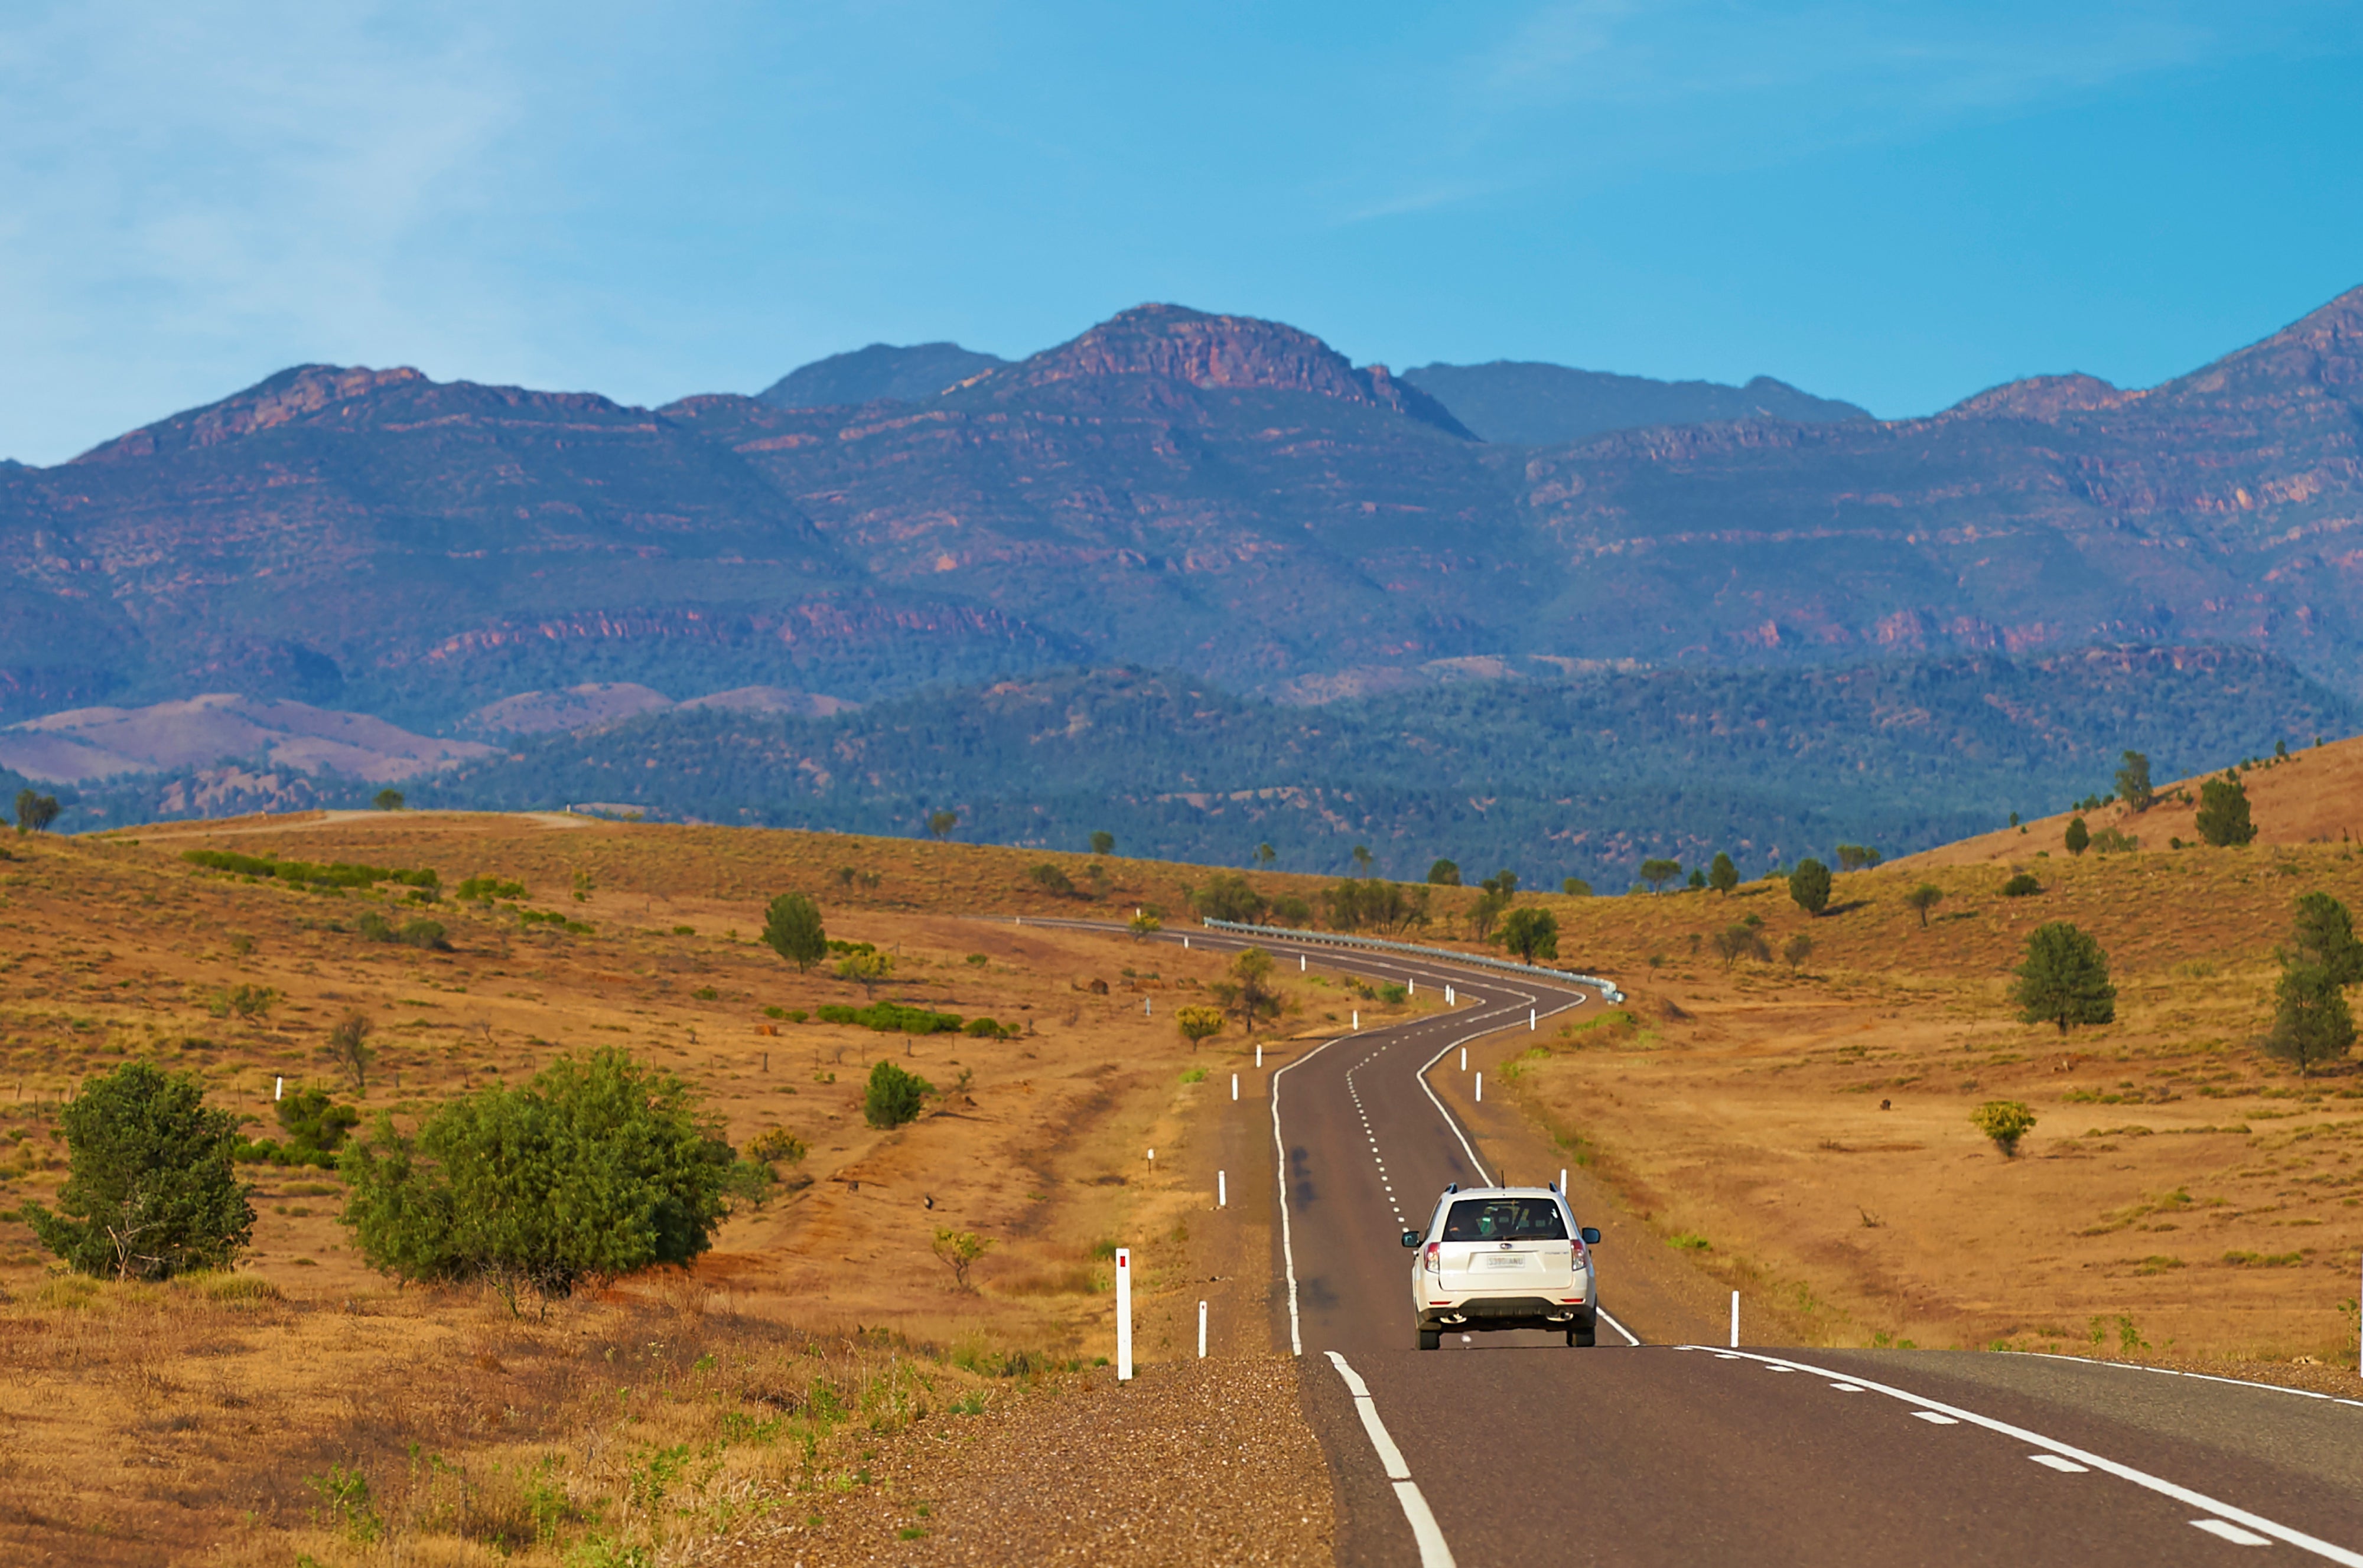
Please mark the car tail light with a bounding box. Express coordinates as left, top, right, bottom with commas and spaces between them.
1423, 1242, 1440, 1274
1571, 1237, 1589, 1266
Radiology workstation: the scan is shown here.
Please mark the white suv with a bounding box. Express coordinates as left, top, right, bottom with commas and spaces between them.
1402, 1184, 1601, 1349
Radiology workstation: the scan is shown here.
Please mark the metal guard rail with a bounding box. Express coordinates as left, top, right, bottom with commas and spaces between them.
1196, 918, 1625, 1003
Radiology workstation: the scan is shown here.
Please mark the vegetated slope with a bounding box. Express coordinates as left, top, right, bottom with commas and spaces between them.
371, 646, 2359, 889
756, 340, 1008, 408
1400, 360, 1869, 445
8, 288, 2363, 727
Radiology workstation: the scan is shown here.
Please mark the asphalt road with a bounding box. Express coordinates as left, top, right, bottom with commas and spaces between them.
1036, 918, 2363, 1568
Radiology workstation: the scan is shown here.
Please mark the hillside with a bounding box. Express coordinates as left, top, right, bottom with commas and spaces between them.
1399, 361, 1869, 444
757, 341, 1008, 408
5, 286, 2363, 728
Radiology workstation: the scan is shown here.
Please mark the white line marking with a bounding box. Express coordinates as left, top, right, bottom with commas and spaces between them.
1692, 1347, 2363, 1564
1598, 1309, 1642, 1347
1272, 1034, 1350, 1358
1327, 1352, 1455, 1568
2012, 1351, 2363, 1410
2030, 1455, 2089, 1473
1911, 1411, 1960, 1424
2194, 1520, 2276, 1547
1830, 1382, 1866, 1392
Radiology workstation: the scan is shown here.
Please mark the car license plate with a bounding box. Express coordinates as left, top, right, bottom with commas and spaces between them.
1482, 1255, 1528, 1270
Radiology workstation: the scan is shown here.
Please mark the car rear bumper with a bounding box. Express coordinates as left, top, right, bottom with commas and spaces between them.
1418, 1295, 1594, 1333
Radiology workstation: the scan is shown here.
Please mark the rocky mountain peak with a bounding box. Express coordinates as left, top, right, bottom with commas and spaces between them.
73, 364, 427, 464
1940, 372, 2130, 422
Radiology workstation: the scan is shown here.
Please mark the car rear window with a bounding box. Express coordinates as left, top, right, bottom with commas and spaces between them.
1440, 1198, 1567, 1241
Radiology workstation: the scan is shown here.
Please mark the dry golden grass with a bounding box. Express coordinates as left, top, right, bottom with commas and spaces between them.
0, 812, 1386, 1564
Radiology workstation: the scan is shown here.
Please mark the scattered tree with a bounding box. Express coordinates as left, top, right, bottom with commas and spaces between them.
1176, 1004, 1225, 1049
1687, 868, 1707, 889
1090, 830, 1116, 856
1787, 859, 1832, 917
2288, 891, 2363, 986
1352, 845, 1373, 874
1500, 907, 1560, 963
2195, 774, 2256, 847
323, 1011, 376, 1097
1834, 844, 1883, 871
2012, 921, 2116, 1034
1712, 922, 1770, 970
1211, 946, 1284, 1037
1904, 884, 1944, 928
2114, 750, 2154, 813
1254, 843, 1277, 868
1782, 933, 1814, 972
926, 809, 959, 840
761, 892, 828, 971
1707, 852, 1739, 897
13, 788, 61, 833
2001, 872, 2042, 897
22, 1062, 254, 1280
1561, 878, 1592, 897
1639, 858, 1682, 894
931, 1227, 992, 1292
835, 950, 893, 997
1190, 872, 1268, 924
2264, 963, 2355, 1076
373, 788, 405, 811
1970, 1100, 2037, 1158
864, 1060, 933, 1129
2063, 816, 2090, 856
1128, 911, 1163, 941
1427, 858, 1462, 886
340, 1048, 734, 1315
1028, 862, 1078, 897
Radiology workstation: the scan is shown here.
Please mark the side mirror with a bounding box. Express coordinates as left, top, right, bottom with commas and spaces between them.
1581, 1227, 1602, 1246
1401, 1230, 1421, 1248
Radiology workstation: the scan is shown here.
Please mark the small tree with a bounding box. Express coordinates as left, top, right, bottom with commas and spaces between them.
1707, 853, 1739, 897
1904, 884, 1944, 928
1090, 830, 1116, 856
1562, 877, 1591, 897
14, 788, 61, 833
2264, 963, 2355, 1076
1427, 859, 1462, 886
926, 809, 959, 840
1212, 947, 1283, 1037
1712, 922, 1769, 970
22, 1062, 254, 1280
1782, 933, 1814, 972
2289, 891, 2363, 986
1254, 843, 1276, 868
864, 1060, 932, 1129
1970, 1100, 2037, 1158
2064, 816, 2090, 857
761, 892, 828, 970
2196, 775, 2255, 846
1191, 872, 1269, 924
1028, 862, 1078, 897
1639, 858, 1681, 894
323, 1010, 376, 1098
1176, 1004, 1225, 1049
373, 788, 405, 811
1787, 859, 1832, 917
1352, 845, 1373, 874
1835, 844, 1882, 872
2012, 921, 2116, 1034
1128, 912, 1163, 941
2115, 750, 2154, 812
836, 950, 893, 996
931, 1227, 992, 1292
1500, 907, 1559, 963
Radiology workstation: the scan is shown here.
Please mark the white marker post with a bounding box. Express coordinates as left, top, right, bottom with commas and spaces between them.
1256, 1044, 1263, 1068
1352, 1010, 1359, 1031
1198, 1299, 1208, 1360
1459, 1048, 1467, 1071
1144, 999, 1151, 1016
1408, 977, 1415, 995
1231, 1073, 1239, 1101
1299, 954, 1306, 972
1529, 1008, 1537, 1031
1218, 1171, 1227, 1207
1730, 1291, 1741, 1349
1475, 1072, 1483, 1103
1183, 936, 1190, 950
1560, 1167, 1567, 1194
1117, 1249, 1134, 1381
274, 1075, 283, 1102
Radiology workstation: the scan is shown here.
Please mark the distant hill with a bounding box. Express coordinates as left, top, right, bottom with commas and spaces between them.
757, 342, 1008, 409
1401, 361, 1869, 445
8, 285, 2363, 731
0, 693, 492, 785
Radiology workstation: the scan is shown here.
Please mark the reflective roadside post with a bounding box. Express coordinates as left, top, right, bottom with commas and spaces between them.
1117, 1248, 1134, 1381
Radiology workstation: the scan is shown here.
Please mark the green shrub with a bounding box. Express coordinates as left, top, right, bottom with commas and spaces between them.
760, 892, 826, 970
747, 1128, 807, 1165
2001, 872, 2042, 897
184, 850, 436, 892
235, 1085, 361, 1168
816, 1001, 964, 1034
2196, 774, 2257, 847
455, 875, 528, 902
864, 1061, 933, 1129
355, 911, 451, 950
1970, 1100, 2037, 1156
22, 1061, 255, 1279
1787, 859, 1832, 916
339, 1048, 734, 1313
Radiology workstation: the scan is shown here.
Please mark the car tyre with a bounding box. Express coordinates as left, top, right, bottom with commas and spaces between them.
1573, 1320, 1596, 1348
1418, 1328, 1441, 1351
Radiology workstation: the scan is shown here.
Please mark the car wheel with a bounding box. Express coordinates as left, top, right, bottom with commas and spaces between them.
1418, 1329, 1441, 1351
1574, 1319, 1596, 1348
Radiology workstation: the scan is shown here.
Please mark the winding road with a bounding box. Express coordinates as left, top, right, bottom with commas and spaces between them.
1033, 918, 2363, 1567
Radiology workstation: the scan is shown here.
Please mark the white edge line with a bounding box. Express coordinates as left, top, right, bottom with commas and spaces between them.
1273, 1031, 1352, 1357
1327, 1351, 1456, 1568
2009, 1349, 2363, 1410
1598, 1308, 1643, 1347
1688, 1347, 2363, 1566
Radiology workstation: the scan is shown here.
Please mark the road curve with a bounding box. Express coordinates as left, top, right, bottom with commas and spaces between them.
1022, 918, 2363, 1567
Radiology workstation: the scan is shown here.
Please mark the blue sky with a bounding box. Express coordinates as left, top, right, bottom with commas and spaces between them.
2, 1, 2359, 464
